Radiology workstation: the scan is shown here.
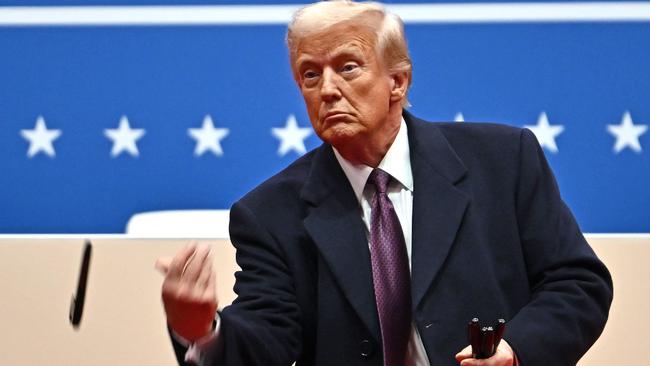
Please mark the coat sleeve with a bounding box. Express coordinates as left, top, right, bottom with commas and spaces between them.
504, 128, 613, 365
199, 200, 302, 366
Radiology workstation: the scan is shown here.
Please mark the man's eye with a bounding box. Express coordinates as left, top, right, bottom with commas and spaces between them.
341, 63, 358, 73
303, 70, 319, 79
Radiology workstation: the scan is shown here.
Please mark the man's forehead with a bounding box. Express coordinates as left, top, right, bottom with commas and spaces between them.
298, 41, 368, 61
295, 31, 377, 65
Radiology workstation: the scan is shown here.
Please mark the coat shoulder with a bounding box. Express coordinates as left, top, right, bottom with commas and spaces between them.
432, 121, 523, 147
428, 121, 528, 165
233, 146, 318, 214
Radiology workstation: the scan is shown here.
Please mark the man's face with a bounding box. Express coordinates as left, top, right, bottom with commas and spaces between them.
293, 23, 395, 150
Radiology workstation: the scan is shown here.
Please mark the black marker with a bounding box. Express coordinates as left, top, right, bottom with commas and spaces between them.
482, 326, 495, 358
494, 318, 506, 351
468, 318, 481, 358
69, 240, 92, 328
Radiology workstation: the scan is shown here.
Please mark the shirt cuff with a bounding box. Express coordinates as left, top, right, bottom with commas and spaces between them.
170, 315, 222, 365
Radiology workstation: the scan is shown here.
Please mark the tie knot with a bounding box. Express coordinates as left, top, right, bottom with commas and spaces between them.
368, 168, 391, 194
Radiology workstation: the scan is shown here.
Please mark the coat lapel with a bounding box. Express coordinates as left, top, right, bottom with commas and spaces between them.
299, 112, 470, 335
405, 112, 470, 309
301, 145, 380, 339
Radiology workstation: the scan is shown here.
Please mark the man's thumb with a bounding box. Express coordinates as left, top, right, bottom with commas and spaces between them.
155, 257, 172, 274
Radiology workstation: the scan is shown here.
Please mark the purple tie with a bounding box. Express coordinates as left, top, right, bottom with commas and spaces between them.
367, 168, 412, 366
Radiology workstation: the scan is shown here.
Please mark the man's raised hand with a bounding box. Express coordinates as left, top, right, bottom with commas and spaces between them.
156, 242, 218, 341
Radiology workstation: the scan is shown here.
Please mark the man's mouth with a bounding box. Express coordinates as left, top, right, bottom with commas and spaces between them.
323, 111, 349, 124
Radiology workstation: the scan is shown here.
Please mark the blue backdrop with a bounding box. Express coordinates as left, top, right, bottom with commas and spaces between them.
1, 1, 648, 233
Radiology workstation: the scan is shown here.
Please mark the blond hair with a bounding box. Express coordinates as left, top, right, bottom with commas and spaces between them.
286, 1, 412, 106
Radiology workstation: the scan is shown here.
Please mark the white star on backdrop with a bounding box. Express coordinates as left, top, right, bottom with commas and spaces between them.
454, 112, 465, 122
607, 111, 647, 154
272, 114, 312, 156
524, 112, 565, 153
104, 116, 146, 157
20, 116, 62, 158
188, 115, 230, 157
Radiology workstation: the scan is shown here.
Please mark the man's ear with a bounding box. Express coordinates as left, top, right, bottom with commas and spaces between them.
389, 71, 409, 103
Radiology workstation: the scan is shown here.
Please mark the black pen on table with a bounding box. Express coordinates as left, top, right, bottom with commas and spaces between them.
70, 240, 92, 328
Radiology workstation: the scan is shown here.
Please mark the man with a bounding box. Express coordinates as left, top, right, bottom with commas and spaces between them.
157, 1, 613, 365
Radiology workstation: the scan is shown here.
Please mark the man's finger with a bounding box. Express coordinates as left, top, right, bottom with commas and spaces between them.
168, 242, 198, 278
458, 341, 515, 366
155, 257, 172, 274
459, 356, 491, 366
182, 244, 211, 281
455, 345, 473, 361
460, 359, 481, 366
203, 269, 218, 304
196, 257, 213, 290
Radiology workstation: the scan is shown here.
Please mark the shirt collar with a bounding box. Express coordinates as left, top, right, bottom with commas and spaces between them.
333, 118, 413, 204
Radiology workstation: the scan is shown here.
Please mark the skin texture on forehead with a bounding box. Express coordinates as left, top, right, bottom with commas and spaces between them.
290, 13, 384, 77
295, 33, 380, 82
296, 38, 372, 73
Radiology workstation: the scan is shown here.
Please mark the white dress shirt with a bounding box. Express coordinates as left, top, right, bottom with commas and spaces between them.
333, 118, 430, 366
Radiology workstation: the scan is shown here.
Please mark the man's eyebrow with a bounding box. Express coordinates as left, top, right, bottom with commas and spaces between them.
296, 44, 368, 69
330, 45, 366, 60
295, 55, 316, 69
295, 59, 322, 76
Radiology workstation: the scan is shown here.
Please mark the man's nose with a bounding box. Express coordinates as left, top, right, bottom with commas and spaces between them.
320, 68, 342, 102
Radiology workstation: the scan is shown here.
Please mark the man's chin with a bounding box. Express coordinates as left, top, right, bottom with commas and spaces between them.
322, 126, 362, 149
